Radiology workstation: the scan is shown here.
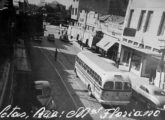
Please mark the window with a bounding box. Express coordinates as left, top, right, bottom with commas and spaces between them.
75, 8, 78, 15
115, 82, 122, 90
140, 85, 149, 93
158, 12, 165, 36
145, 46, 152, 50
153, 48, 160, 53
104, 81, 114, 90
137, 10, 146, 31
127, 9, 134, 28
139, 44, 144, 48
124, 82, 131, 90
123, 38, 127, 42
128, 40, 133, 44
154, 90, 165, 96
144, 11, 153, 32
133, 42, 138, 46
72, 8, 74, 15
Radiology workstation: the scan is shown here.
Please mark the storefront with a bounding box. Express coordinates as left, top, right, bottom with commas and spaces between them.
96, 34, 118, 58
120, 44, 159, 77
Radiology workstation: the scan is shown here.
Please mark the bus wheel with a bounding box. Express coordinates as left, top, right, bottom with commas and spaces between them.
88, 85, 92, 97
74, 69, 78, 78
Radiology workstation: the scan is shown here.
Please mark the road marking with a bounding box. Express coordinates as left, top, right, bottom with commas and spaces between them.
39, 49, 79, 109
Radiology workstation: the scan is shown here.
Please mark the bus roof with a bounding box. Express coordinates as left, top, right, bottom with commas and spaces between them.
77, 51, 121, 76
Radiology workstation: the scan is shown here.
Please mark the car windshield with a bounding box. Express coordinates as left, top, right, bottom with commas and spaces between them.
154, 90, 165, 96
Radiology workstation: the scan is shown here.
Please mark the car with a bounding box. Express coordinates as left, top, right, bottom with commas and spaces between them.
60, 33, 69, 42
34, 35, 43, 42
47, 34, 55, 42
132, 84, 165, 110
33, 81, 56, 111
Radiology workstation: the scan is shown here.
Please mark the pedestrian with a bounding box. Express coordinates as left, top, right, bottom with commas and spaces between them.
82, 44, 84, 50
149, 67, 156, 85
54, 48, 58, 61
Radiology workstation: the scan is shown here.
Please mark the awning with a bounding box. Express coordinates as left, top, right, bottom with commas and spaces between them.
96, 35, 117, 51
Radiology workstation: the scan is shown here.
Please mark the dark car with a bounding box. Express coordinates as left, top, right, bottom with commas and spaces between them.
60, 34, 69, 42
47, 34, 55, 42
133, 84, 165, 110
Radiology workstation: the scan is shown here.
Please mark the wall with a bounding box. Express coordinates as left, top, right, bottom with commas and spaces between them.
123, 0, 165, 51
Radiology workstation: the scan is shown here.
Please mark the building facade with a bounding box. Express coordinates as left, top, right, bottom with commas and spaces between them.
120, 0, 165, 88
70, 0, 79, 24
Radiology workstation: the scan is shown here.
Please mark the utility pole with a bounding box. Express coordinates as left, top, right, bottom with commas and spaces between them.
159, 39, 165, 88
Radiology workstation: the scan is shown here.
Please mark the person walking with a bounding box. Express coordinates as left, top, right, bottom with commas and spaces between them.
54, 48, 58, 61
149, 67, 156, 85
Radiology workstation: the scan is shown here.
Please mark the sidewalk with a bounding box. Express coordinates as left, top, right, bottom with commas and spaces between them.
71, 39, 150, 88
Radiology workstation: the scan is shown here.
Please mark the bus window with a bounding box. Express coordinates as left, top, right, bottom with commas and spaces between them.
124, 82, 131, 90
115, 82, 122, 90
103, 81, 114, 90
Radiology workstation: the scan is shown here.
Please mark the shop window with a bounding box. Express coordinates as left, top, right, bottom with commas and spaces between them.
122, 51, 131, 65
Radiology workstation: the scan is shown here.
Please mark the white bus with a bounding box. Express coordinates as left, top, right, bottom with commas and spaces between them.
74, 51, 132, 106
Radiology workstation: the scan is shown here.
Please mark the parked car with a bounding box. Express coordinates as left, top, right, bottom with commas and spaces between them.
34, 35, 43, 42
32, 81, 56, 111
47, 34, 55, 42
132, 84, 165, 110
60, 33, 69, 42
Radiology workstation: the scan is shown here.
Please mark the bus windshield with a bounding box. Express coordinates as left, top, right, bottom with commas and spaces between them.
103, 81, 114, 90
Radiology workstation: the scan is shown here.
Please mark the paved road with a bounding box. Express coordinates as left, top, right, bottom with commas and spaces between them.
16, 25, 164, 120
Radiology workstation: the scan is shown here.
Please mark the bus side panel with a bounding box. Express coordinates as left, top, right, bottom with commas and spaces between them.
75, 63, 90, 87
75, 63, 96, 96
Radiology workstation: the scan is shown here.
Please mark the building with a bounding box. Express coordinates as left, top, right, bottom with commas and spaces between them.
70, 0, 79, 24
70, 0, 128, 48
119, 0, 165, 88
95, 15, 124, 61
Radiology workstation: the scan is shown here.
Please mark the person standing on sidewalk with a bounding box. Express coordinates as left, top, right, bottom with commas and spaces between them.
149, 67, 156, 85
54, 48, 58, 61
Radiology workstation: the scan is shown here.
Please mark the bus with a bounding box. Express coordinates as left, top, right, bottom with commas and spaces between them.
74, 51, 132, 106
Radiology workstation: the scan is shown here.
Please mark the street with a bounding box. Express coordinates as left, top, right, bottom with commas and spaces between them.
17, 25, 165, 120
